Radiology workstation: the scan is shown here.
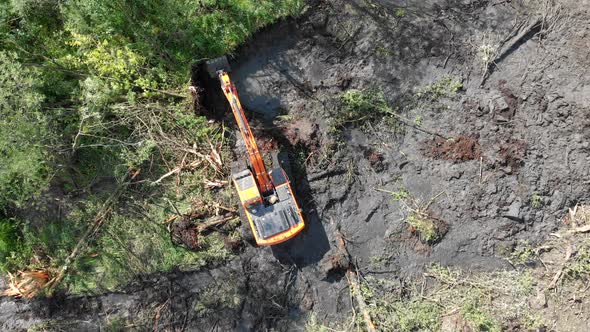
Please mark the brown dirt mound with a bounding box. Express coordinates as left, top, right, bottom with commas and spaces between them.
423, 135, 482, 161
497, 139, 527, 173
364, 148, 385, 171
256, 136, 279, 152
282, 118, 320, 151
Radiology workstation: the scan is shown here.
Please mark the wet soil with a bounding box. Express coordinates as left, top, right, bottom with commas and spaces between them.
3, 0, 590, 330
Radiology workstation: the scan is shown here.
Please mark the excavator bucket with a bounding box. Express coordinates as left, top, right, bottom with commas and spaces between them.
204, 56, 231, 78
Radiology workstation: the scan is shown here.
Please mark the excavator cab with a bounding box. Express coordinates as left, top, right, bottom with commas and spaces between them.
204, 56, 305, 246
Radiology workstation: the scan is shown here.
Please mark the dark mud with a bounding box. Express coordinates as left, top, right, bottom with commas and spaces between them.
3, 0, 590, 330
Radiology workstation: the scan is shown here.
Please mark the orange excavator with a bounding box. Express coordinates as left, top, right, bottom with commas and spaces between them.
205, 56, 305, 246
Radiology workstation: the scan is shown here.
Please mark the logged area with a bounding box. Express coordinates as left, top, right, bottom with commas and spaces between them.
1, 0, 590, 331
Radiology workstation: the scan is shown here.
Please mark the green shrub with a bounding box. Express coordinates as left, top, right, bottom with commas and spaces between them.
531, 193, 542, 209
333, 89, 396, 132
566, 240, 590, 280
461, 299, 501, 332
0, 218, 23, 271
0, 52, 50, 209
341, 89, 394, 120
394, 301, 441, 331
62, 0, 305, 87
407, 212, 439, 243
416, 76, 463, 100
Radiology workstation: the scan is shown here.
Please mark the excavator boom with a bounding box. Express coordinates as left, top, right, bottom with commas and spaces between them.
218, 72, 274, 194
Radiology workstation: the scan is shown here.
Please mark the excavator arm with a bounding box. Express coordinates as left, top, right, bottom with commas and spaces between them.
203, 56, 305, 246
218, 72, 274, 195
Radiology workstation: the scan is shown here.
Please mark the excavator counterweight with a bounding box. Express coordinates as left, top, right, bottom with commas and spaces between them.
204, 56, 305, 246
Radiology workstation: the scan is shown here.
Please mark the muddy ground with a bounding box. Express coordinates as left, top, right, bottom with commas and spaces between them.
2, 0, 590, 330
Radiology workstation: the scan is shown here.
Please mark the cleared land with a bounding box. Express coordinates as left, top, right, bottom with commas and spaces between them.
2, 0, 590, 331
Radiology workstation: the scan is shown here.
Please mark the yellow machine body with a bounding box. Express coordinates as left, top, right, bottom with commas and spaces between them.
232, 168, 305, 246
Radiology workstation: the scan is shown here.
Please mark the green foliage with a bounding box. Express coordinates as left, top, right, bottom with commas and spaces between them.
394, 8, 406, 18
67, 201, 232, 293
380, 187, 443, 243
0, 214, 84, 273
360, 276, 441, 332
24, 220, 81, 266
531, 193, 542, 209
414, 115, 423, 126
329, 88, 399, 137
509, 240, 537, 265
394, 301, 440, 332
0, 219, 17, 254
9, 0, 63, 33
565, 239, 590, 280
416, 76, 463, 101
461, 299, 501, 332
391, 188, 409, 201
0, 51, 49, 209
0, 217, 23, 272
339, 89, 395, 125
407, 212, 438, 243
64, 33, 147, 93
0, 0, 303, 295
61, 0, 304, 87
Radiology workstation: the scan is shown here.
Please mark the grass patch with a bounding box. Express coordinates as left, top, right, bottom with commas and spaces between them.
565, 239, 590, 280
355, 264, 539, 331
415, 76, 463, 101
407, 211, 439, 244
193, 278, 243, 317
360, 276, 441, 332
509, 240, 538, 265
531, 193, 542, 209
329, 88, 398, 135
460, 298, 501, 332
319, 207, 590, 331
394, 8, 406, 18
379, 188, 447, 244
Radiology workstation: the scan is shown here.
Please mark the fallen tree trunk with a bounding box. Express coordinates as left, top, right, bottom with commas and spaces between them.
44, 169, 142, 295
